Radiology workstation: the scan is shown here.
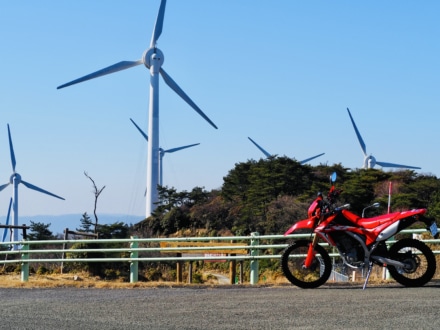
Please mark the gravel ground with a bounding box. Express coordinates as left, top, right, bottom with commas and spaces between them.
1, 282, 440, 329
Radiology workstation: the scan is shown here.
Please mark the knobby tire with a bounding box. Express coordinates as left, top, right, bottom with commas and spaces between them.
387, 238, 436, 287
281, 239, 332, 289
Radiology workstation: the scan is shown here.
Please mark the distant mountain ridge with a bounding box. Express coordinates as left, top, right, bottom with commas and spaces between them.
0, 214, 145, 236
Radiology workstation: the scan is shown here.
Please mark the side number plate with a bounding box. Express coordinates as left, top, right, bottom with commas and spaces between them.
430, 222, 438, 237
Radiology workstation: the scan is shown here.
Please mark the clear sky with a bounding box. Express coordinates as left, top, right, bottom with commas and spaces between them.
0, 1, 439, 222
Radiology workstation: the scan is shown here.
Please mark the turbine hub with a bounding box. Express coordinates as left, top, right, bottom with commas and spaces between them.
142, 48, 164, 71
9, 172, 21, 184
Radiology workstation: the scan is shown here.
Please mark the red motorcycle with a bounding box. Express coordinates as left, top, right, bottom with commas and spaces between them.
281, 172, 439, 289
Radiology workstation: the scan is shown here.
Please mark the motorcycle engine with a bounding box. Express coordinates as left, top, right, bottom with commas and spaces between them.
331, 232, 364, 267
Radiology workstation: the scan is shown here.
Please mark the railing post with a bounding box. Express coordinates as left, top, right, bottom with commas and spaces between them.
21, 241, 29, 282
250, 232, 259, 285
130, 236, 138, 283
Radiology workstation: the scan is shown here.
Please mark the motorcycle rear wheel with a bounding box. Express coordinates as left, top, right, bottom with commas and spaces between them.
387, 238, 436, 287
281, 239, 332, 288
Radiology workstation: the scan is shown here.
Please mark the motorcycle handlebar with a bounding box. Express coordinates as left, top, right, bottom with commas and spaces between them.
335, 204, 350, 211
320, 203, 350, 218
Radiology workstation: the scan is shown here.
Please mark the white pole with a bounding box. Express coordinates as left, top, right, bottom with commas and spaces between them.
146, 50, 164, 218
388, 181, 392, 213
12, 175, 19, 249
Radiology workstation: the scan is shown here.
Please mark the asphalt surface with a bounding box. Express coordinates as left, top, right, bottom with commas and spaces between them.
1, 283, 440, 329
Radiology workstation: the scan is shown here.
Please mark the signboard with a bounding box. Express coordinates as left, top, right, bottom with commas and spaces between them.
159, 241, 248, 255
204, 253, 227, 262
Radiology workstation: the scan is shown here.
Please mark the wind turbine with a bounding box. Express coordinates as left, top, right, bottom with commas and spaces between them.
0, 124, 65, 248
57, 0, 217, 218
346, 108, 421, 170
247, 137, 325, 164
130, 118, 200, 187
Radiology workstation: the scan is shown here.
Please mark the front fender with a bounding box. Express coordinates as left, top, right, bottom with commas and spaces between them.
284, 218, 314, 236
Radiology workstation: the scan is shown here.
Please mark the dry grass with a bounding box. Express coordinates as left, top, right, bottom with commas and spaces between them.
0, 272, 396, 289
0, 271, 254, 289
0, 273, 192, 289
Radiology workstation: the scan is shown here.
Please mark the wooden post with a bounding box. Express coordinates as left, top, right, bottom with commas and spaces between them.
22, 224, 27, 240
229, 254, 236, 284
176, 253, 183, 283
188, 261, 193, 284
61, 228, 69, 274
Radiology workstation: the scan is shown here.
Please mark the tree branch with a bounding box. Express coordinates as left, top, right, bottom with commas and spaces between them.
84, 171, 106, 234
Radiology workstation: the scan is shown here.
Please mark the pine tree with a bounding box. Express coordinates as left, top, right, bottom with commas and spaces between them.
28, 221, 54, 240
77, 212, 93, 232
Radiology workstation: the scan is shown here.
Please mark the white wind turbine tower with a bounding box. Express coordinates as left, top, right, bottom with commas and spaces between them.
130, 118, 200, 187
0, 124, 65, 248
247, 137, 325, 164
57, 0, 217, 218
346, 108, 421, 170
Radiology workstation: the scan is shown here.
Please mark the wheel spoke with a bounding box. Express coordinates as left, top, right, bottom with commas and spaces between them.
281, 240, 332, 288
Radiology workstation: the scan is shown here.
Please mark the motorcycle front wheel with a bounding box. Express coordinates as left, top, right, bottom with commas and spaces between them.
281, 239, 332, 288
387, 238, 436, 287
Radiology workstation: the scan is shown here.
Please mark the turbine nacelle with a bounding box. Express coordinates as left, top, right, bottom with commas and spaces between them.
9, 173, 21, 185
142, 48, 164, 70
364, 155, 376, 169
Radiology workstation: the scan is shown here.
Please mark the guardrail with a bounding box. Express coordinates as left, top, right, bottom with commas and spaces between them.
0, 229, 438, 284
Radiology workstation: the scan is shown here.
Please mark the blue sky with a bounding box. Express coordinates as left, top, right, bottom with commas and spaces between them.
1, 1, 439, 223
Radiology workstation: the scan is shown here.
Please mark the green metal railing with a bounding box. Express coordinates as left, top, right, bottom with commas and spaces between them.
0, 229, 438, 284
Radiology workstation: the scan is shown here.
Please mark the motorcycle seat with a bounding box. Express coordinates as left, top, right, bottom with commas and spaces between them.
342, 210, 399, 229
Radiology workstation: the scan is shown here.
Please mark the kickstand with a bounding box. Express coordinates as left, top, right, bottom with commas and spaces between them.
363, 261, 373, 290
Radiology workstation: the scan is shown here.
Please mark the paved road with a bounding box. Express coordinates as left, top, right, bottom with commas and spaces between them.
1, 282, 440, 329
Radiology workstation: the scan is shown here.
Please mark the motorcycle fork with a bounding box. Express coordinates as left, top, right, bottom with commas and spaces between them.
304, 233, 320, 268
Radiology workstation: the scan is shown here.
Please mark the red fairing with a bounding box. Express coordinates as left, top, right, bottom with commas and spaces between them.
342, 208, 426, 229
308, 195, 323, 219
284, 219, 314, 236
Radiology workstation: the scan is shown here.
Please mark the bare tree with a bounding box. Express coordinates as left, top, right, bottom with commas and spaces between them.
84, 171, 106, 234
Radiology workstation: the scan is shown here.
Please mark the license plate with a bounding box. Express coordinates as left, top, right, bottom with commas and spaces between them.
430, 222, 438, 237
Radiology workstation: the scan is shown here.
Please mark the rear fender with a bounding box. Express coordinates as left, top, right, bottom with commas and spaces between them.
284, 218, 314, 236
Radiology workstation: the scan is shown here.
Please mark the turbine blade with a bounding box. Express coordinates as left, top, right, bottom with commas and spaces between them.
21, 180, 65, 200
159, 68, 218, 129
347, 108, 367, 156
164, 143, 200, 154
150, 0, 167, 48
300, 153, 325, 164
7, 124, 16, 172
57, 60, 143, 89
375, 161, 421, 170
248, 137, 272, 158
2, 198, 12, 242
130, 118, 148, 141
0, 183, 10, 192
